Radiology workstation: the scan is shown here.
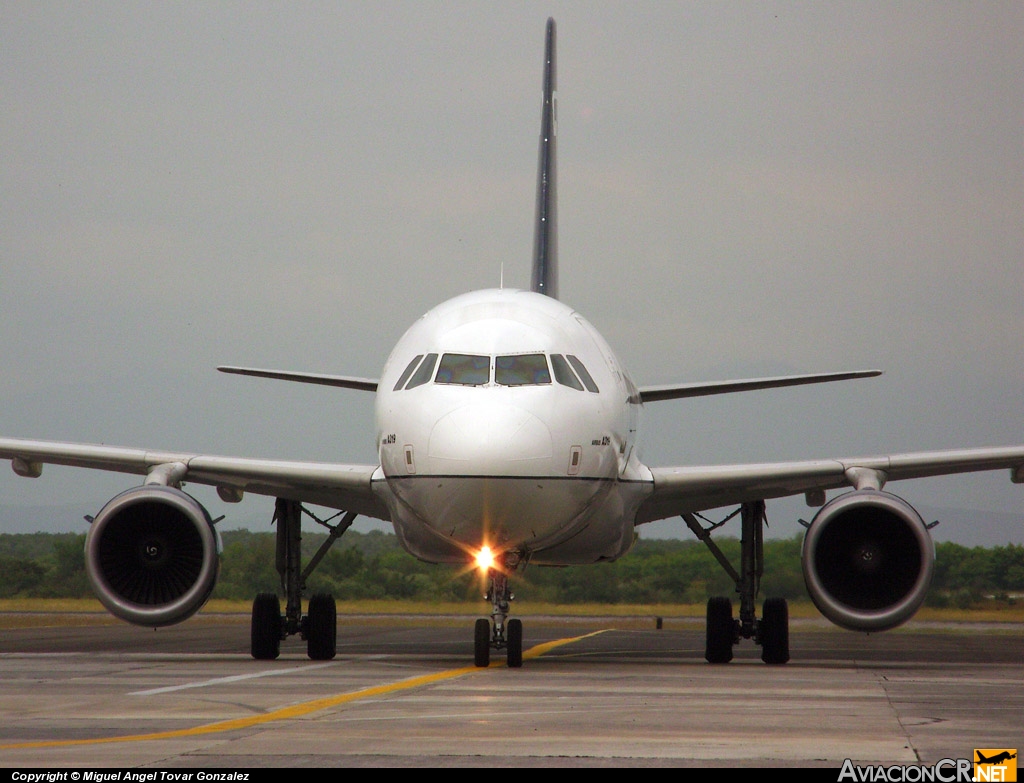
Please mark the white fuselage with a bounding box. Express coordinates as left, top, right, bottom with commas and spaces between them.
373, 289, 653, 566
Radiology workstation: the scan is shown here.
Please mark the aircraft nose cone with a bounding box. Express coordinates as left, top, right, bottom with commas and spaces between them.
428, 403, 552, 473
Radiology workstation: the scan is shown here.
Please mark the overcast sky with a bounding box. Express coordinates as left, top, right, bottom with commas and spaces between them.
2, 2, 1022, 545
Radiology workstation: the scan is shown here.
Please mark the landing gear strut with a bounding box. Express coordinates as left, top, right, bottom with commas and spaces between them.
474, 560, 524, 668
250, 498, 356, 661
686, 501, 789, 664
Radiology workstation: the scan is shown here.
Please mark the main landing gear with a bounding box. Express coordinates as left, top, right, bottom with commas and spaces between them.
474, 559, 524, 668
250, 498, 356, 661
685, 501, 790, 665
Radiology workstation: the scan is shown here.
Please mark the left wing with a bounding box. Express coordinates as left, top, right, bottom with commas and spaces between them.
638, 369, 881, 403
636, 445, 1024, 523
0, 437, 388, 519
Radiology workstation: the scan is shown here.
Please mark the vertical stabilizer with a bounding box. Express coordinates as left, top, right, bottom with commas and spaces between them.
530, 18, 558, 299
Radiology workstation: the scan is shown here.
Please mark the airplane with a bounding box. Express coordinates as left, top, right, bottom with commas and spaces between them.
976, 752, 1016, 765
2, 18, 1023, 667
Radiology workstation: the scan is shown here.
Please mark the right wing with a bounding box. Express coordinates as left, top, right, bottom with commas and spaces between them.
217, 365, 379, 392
0, 437, 388, 519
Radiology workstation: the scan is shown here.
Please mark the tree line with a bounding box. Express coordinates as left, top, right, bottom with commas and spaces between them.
0, 530, 1021, 607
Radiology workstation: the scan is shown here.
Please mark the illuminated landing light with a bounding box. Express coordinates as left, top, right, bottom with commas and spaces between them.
475, 546, 495, 572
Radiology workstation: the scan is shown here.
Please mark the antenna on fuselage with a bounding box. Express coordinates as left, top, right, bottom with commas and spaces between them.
530, 18, 558, 300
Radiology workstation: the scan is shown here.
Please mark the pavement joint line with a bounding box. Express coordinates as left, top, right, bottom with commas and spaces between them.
128, 661, 338, 696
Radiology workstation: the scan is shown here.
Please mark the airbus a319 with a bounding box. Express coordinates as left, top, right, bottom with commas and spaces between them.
3, 19, 1022, 667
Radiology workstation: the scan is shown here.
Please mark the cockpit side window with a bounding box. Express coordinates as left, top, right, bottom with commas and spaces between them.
567, 355, 599, 393
550, 354, 584, 390
405, 353, 438, 389
393, 354, 424, 391
435, 353, 490, 386
495, 353, 551, 386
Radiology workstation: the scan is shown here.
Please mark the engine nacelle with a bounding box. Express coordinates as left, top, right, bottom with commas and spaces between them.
802, 490, 934, 632
85, 485, 220, 627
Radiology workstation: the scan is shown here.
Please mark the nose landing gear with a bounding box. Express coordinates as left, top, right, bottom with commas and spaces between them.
473, 562, 523, 668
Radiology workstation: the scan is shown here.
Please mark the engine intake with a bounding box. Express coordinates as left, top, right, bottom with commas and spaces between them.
802, 490, 934, 632
85, 485, 220, 627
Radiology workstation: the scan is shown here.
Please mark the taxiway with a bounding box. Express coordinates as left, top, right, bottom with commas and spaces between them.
0, 615, 1020, 767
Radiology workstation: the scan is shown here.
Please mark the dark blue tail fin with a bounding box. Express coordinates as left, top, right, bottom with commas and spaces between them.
530, 18, 558, 299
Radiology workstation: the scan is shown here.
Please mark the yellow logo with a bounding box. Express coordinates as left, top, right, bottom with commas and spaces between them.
975, 749, 1017, 782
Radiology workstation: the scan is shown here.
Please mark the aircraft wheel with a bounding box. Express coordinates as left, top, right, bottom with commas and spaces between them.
507, 618, 523, 668
760, 597, 790, 664
307, 593, 337, 661
705, 596, 734, 664
474, 618, 490, 667
251, 593, 281, 660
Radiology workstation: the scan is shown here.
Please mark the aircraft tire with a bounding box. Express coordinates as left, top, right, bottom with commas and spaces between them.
507, 618, 523, 668
307, 593, 337, 661
251, 593, 281, 660
705, 596, 734, 664
760, 597, 790, 664
474, 618, 490, 667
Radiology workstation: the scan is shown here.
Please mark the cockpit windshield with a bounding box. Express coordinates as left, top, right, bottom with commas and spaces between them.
550, 354, 583, 390
405, 353, 438, 389
435, 353, 490, 386
393, 354, 424, 391
495, 353, 551, 386
395, 351, 598, 392
566, 354, 599, 393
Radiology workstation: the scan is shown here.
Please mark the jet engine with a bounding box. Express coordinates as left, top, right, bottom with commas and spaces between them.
85, 485, 220, 627
802, 490, 934, 632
